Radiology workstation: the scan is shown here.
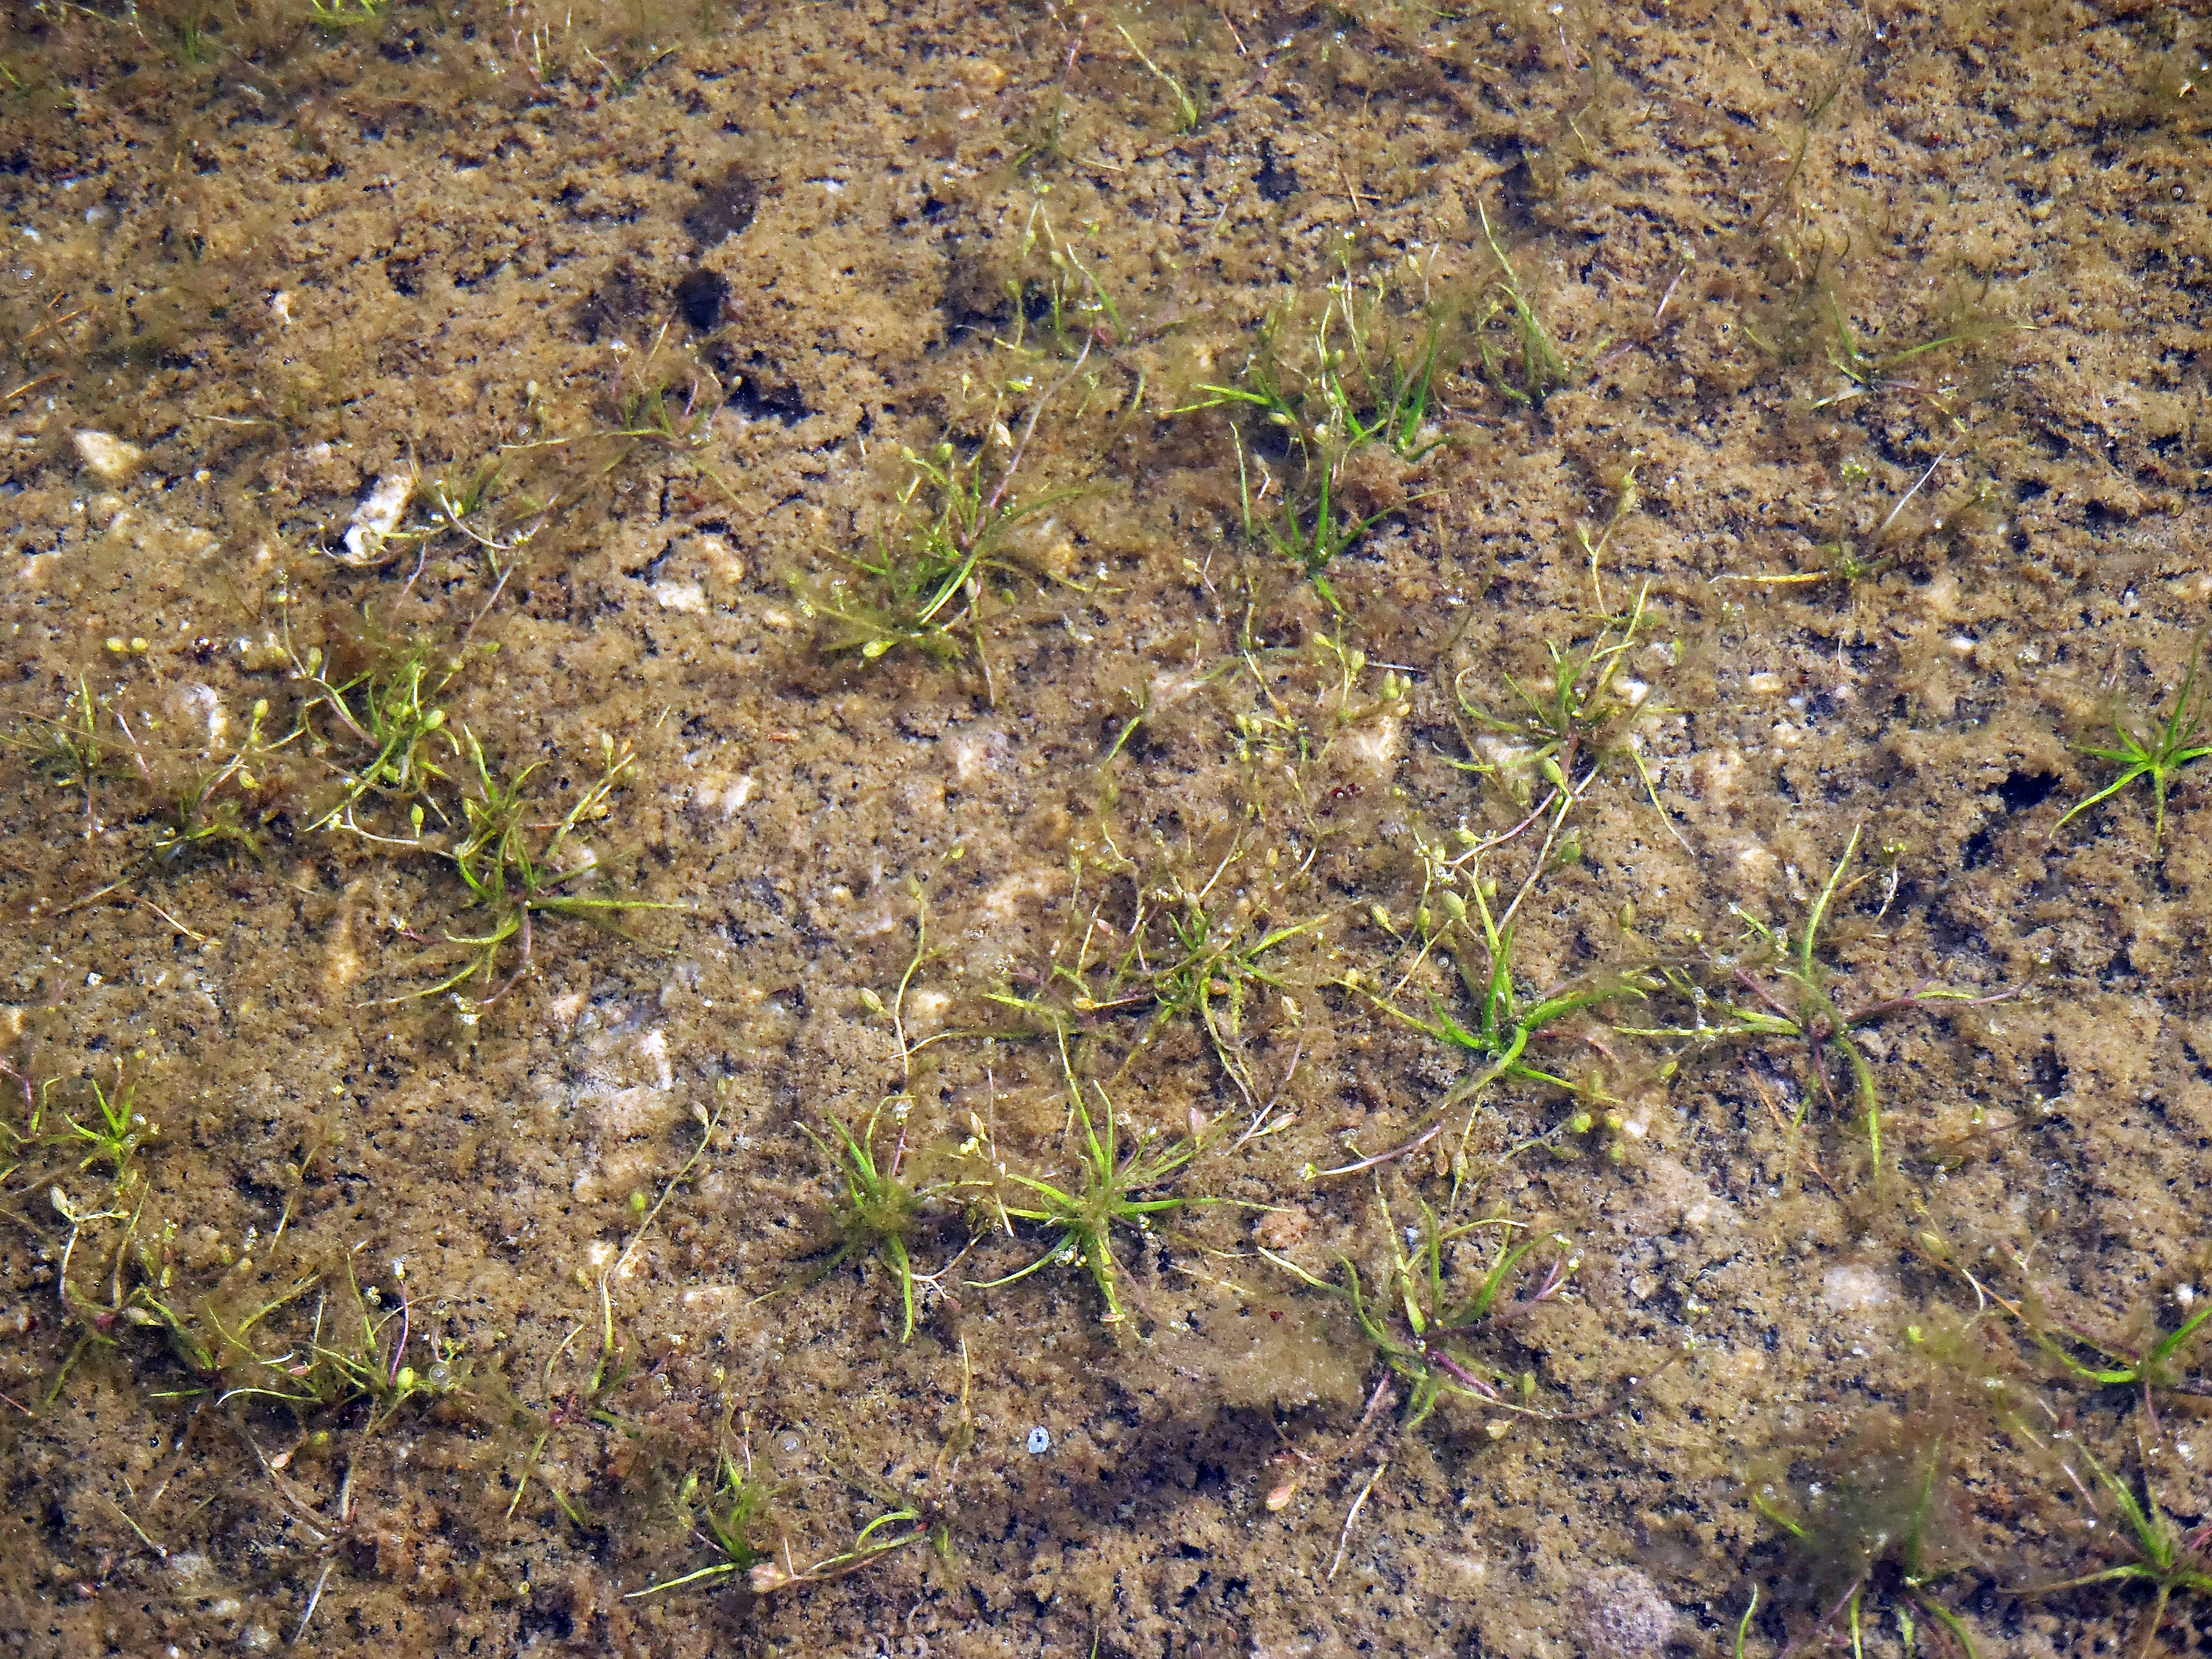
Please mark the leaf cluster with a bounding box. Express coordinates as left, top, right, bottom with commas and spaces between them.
1264, 1194, 1574, 1430
973, 1091, 1202, 1329
1620, 826, 2011, 1175
795, 439, 1084, 666
1176, 258, 1450, 604
2056, 629, 2211, 853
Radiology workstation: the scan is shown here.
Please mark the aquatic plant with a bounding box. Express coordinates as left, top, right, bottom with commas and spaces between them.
970, 1087, 1202, 1328
1263, 1193, 1574, 1431
1619, 826, 2013, 1176
989, 832, 1326, 1119
1175, 257, 1450, 604
2023, 1438, 2212, 1659
2055, 629, 2210, 854
1744, 1407, 1983, 1657
389, 729, 678, 1011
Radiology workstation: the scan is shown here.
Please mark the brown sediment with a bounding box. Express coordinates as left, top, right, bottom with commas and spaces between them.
0, 3, 2207, 1654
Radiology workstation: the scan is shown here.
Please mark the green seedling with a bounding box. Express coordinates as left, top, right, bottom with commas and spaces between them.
1815, 283, 2029, 411
1453, 578, 1673, 836
140, 695, 289, 870
628, 1434, 953, 1600
2055, 630, 2210, 854
989, 836, 1326, 1121
972, 1088, 1201, 1328
1177, 263, 1449, 603
144, 773, 263, 869
1115, 22, 1199, 131
45, 1192, 314, 1404
784, 1102, 963, 1343
292, 636, 466, 842
495, 1095, 720, 1518
394, 728, 677, 1010
1717, 436, 1988, 600
353, 458, 557, 622
789, 896, 988, 1337
11, 676, 113, 839
0, 1063, 55, 1182
38, 689, 292, 920
1216, 631, 1414, 812
60, 1071, 157, 1185
2024, 1440, 2212, 1659
1250, 465, 1389, 608
1619, 826, 2011, 1176
606, 337, 724, 453
798, 435, 1084, 667
997, 212, 1130, 360
1747, 1416, 1981, 1658
1916, 1239, 2212, 1407
2029, 1299, 2212, 1401
1716, 535, 1892, 595
796, 349, 1089, 669
1472, 203, 1572, 405
1262, 1193, 1574, 1431
279, 1260, 466, 1434
745, 1492, 955, 1596
124, 1262, 319, 1403
1733, 1589, 1761, 1659
498, 323, 742, 521
1338, 863, 1636, 1180
497, 1276, 641, 1526
627, 1440, 779, 1596
1186, 302, 1447, 468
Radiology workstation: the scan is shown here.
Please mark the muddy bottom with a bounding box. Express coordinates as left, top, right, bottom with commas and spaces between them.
1, 3, 2209, 1656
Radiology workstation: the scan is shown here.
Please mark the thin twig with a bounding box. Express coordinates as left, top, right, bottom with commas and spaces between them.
294, 1559, 336, 1644
1327, 1462, 1387, 1581
1875, 438, 1962, 541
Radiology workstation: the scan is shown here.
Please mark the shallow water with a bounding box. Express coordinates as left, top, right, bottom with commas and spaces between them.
1, 4, 2208, 1655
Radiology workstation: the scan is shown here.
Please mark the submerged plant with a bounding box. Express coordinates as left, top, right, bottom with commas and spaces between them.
1745, 1410, 1982, 1657
10, 676, 116, 839
1619, 826, 2012, 1176
391, 729, 677, 1010
1176, 258, 1449, 604
2055, 630, 2210, 854
494, 1277, 642, 1526
628, 1440, 779, 1597
1471, 203, 1571, 406
60, 1070, 158, 1185
990, 834, 1326, 1119
2024, 1439, 2212, 1659
786, 1103, 965, 1343
1914, 1232, 2212, 1409
221, 1258, 465, 1433
42, 1193, 315, 1407
629, 1430, 953, 1601
1263, 1194, 1574, 1431
972, 1088, 1201, 1328
1338, 859, 1633, 1180
1452, 576, 1673, 837
796, 356, 1089, 669
291, 634, 468, 841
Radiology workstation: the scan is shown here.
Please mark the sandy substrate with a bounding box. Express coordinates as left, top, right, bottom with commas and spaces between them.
0, 2, 2208, 1654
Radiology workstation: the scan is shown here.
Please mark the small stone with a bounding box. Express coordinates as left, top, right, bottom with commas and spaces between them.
652, 579, 707, 613
343, 471, 413, 562
1026, 1426, 1051, 1455
1576, 1566, 1678, 1658
74, 429, 144, 482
